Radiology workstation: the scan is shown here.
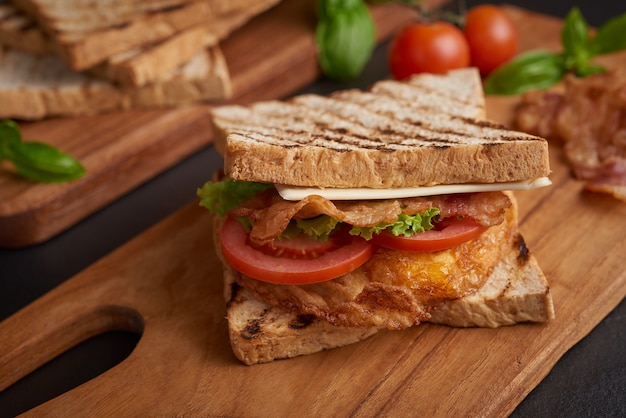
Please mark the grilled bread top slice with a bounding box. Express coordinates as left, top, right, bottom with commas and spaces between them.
210, 68, 550, 189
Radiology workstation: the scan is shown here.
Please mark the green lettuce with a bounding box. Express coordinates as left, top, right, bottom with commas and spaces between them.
295, 216, 340, 241
350, 207, 440, 240
197, 178, 272, 216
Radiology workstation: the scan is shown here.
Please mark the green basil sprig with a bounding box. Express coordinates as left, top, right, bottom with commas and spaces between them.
485, 7, 626, 95
315, 0, 376, 81
0, 120, 86, 183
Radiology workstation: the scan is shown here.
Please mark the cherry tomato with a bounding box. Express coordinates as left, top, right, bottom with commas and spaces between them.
389, 21, 470, 80
220, 216, 375, 285
371, 218, 488, 252
464, 5, 519, 75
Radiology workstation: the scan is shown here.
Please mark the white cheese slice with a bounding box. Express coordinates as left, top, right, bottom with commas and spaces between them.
276, 177, 552, 201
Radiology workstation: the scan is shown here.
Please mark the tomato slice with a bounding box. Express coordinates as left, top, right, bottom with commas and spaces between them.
372, 218, 488, 252
253, 232, 341, 259
220, 216, 375, 285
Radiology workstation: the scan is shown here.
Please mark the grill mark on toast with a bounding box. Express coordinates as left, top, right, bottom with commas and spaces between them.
218, 72, 541, 155
289, 314, 317, 329
456, 117, 544, 141
515, 234, 531, 266
237, 126, 461, 151
371, 80, 479, 113
242, 318, 262, 340
289, 96, 499, 148
234, 123, 510, 151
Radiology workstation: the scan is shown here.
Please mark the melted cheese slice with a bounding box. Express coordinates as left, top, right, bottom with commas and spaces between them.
276, 177, 552, 201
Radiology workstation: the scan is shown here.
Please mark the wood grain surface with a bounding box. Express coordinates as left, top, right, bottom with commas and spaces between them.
0, 0, 417, 248
1, 5, 625, 417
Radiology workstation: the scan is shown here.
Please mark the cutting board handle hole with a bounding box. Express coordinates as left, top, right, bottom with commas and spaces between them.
0, 330, 142, 416
0, 305, 145, 416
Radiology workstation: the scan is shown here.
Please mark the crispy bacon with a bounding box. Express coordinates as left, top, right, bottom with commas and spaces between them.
231, 189, 511, 245
516, 71, 626, 201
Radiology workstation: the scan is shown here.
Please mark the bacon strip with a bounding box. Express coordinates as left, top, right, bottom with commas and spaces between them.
231, 189, 511, 245
516, 70, 626, 201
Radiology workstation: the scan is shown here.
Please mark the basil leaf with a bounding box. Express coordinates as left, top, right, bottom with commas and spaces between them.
315, 0, 375, 81
0, 119, 22, 159
7, 141, 86, 183
484, 50, 567, 95
575, 62, 606, 77
590, 12, 626, 55
561, 7, 592, 73
317, 0, 363, 21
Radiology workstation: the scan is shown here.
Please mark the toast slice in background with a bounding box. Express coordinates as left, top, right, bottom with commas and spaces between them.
90, 25, 216, 88
219, 195, 555, 365
0, 45, 231, 119
2, 0, 280, 85
211, 68, 550, 189
10, 0, 199, 33
55, 1, 231, 71
11, 0, 260, 34
9, 0, 279, 72
85, 0, 279, 87
0, 3, 54, 54
0, 0, 283, 118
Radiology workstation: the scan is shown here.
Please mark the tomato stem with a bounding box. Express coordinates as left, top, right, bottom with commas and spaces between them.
399, 0, 466, 28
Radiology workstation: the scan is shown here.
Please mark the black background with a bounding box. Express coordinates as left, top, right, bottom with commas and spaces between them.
1, 1, 625, 416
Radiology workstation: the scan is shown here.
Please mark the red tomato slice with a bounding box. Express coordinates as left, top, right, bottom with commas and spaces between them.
253, 232, 340, 259
372, 218, 488, 252
220, 217, 375, 285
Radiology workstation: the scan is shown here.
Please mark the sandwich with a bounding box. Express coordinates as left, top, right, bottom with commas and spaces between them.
198, 68, 555, 365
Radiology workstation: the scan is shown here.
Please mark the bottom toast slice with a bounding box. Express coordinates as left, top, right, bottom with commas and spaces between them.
222, 231, 554, 365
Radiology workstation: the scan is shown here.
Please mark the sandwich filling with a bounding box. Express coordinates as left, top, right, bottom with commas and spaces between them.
199, 178, 516, 330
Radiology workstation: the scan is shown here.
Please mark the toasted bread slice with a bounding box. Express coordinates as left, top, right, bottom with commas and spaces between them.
10, 0, 198, 33
12, 0, 263, 34
55, 0, 279, 72
225, 275, 384, 366
90, 25, 215, 88
0, 3, 54, 54
55, 1, 226, 71
210, 68, 550, 189
0, 45, 231, 120
3, 0, 279, 81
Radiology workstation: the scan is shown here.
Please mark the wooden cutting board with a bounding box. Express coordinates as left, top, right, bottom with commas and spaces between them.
1, 5, 625, 417
0, 0, 420, 248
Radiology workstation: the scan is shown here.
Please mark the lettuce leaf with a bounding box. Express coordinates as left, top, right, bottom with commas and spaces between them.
350, 207, 440, 240
197, 178, 272, 216
295, 216, 340, 241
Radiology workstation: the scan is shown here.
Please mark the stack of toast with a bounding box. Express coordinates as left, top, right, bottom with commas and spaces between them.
0, 0, 280, 119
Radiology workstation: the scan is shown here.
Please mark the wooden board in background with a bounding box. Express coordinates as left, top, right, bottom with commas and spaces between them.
0, 0, 418, 248
0, 5, 625, 417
